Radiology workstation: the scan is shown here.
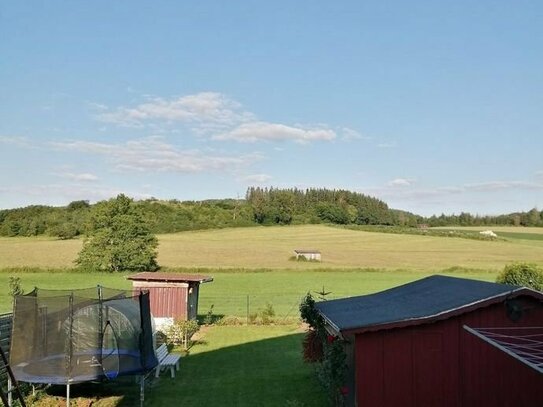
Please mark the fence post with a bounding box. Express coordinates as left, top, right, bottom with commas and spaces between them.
246, 295, 249, 325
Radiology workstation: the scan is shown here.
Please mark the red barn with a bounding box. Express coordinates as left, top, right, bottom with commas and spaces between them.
128, 272, 212, 329
316, 275, 543, 407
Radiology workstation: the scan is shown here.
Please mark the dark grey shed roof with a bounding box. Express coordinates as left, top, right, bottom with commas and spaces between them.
316, 275, 542, 335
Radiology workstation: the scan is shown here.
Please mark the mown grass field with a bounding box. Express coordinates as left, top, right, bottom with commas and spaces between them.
0, 269, 496, 315
2, 225, 543, 272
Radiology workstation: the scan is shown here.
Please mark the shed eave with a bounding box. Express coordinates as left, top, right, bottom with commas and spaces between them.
337, 287, 543, 336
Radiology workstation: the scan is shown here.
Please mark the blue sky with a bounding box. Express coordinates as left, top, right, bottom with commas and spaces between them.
1, 1, 542, 216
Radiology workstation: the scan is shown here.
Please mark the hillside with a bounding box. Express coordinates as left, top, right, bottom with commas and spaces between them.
2, 225, 543, 272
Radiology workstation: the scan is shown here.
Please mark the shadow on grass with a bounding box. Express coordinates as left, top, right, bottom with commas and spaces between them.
33, 327, 326, 407
145, 328, 326, 407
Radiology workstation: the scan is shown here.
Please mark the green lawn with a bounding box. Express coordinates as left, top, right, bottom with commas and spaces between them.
0, 269, 496, 315
147, 325, 324, 406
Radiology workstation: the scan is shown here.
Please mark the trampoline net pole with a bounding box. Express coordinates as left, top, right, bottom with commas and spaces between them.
98, 285, 103, 367
66, 383, 70, 407
140, 375, 145, 407
66, 293, 74, 381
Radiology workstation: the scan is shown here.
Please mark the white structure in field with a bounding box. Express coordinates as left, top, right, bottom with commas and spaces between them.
294, 249, 321, 261
480, 230, 498, 238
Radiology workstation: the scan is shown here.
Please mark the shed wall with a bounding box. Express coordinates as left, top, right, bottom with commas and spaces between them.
355, 296, 543, 407
133, 283, 188, 319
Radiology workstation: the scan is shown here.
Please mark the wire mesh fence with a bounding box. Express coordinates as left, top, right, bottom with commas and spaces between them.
197, 293, 313, 325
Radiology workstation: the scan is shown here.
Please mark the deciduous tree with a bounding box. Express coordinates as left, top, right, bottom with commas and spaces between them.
76, 194, 159, 272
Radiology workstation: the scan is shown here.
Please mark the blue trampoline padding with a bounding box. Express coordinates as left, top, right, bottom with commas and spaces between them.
13, 349, 147, 385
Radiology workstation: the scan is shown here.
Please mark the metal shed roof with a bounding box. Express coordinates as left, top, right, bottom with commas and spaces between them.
127, 272, 213, 284
316, 275, 543, 335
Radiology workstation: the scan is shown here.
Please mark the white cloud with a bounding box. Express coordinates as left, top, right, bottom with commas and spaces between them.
464, 181, 543, 192
364, 177, 543, 207
0, 136, 33, 148
51, 137, 260, 174
0, 184, 152, 205
94, 92, 344, 144
341, 127, 370, 141
213, 121, 336, 143
243, 174, 273, 184
96, 92, 254, 129
53, 172, 99, 182
388, 178, 415, 187
377, 141, 398, 149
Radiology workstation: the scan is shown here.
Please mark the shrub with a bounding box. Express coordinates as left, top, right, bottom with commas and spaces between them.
164, 319, 199, 349
260, 302, 276, 324
496, 262, 543, 291
248, 312, 258, 324
203, 304, 215, 325
8, 276, 23, 297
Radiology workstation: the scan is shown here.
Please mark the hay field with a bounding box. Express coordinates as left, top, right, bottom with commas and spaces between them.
158, 225, 543, 270
2, 225, 542, 271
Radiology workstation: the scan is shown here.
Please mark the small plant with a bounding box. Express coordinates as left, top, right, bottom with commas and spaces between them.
215, 315, 244, 326
203, 304, 215, 325
164, 319, 200, 349
315, 286, 332, 301
9, 276, 23, 297
248, 312, 258, 324
260, 302, 276, 324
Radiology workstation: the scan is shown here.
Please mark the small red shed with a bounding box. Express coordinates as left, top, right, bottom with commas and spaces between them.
316, 275, 543, 407
127, 272, 212, 327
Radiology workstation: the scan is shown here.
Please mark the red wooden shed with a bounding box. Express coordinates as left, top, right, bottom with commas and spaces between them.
316, 275, 543, 407
127, 272, 212, 327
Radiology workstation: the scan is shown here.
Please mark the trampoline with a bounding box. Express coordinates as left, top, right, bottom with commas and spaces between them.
9, 286, 158, 405
12, 349, 143, 384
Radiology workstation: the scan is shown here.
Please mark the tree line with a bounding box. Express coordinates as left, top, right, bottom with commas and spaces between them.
1, 187, 542, 238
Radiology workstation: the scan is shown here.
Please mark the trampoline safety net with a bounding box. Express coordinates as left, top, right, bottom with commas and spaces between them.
9, 286, 158, 385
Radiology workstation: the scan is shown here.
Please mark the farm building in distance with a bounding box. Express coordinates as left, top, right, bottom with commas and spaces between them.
316, 275, 543, 407
294, 249, 321, 261
128, 272, 213, 330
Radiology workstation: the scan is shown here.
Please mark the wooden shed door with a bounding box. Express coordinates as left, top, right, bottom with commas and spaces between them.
188, 285, 199, 320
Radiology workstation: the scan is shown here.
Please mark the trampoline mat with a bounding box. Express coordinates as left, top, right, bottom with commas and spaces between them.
12, 349, 144, 384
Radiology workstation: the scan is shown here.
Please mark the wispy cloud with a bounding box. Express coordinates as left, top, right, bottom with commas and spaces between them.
96, 92, 254, 129
0, 184, 152, 204
340, 127, 370, 141
464, 181, 543, 192
0, 136, 33, 148
242, 173, 273, 184
364, 177, 543, 206
52, 171, 99, 182
94, 92, 344, 144
387, 178, 415, 187
50, 137, 260, 174
377, 141, 398, 149
213, 121, 336, 143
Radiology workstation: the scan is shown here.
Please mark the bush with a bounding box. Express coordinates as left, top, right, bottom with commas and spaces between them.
203, 304, 215, 325
8, 276, 23, 297
164, 319, 200, 349
260, 303, 276, 324
496, 262, 543, 291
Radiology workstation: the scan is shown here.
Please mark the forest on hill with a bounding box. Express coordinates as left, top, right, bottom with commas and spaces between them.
0, 187, 542, 238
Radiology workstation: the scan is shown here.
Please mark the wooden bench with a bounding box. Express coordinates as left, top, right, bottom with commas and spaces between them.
155, 343, 181, 378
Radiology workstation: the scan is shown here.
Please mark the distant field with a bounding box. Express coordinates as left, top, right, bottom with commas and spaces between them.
1, 225, 543, 271
434, 226, 543, 234
433, 226, 543, 242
